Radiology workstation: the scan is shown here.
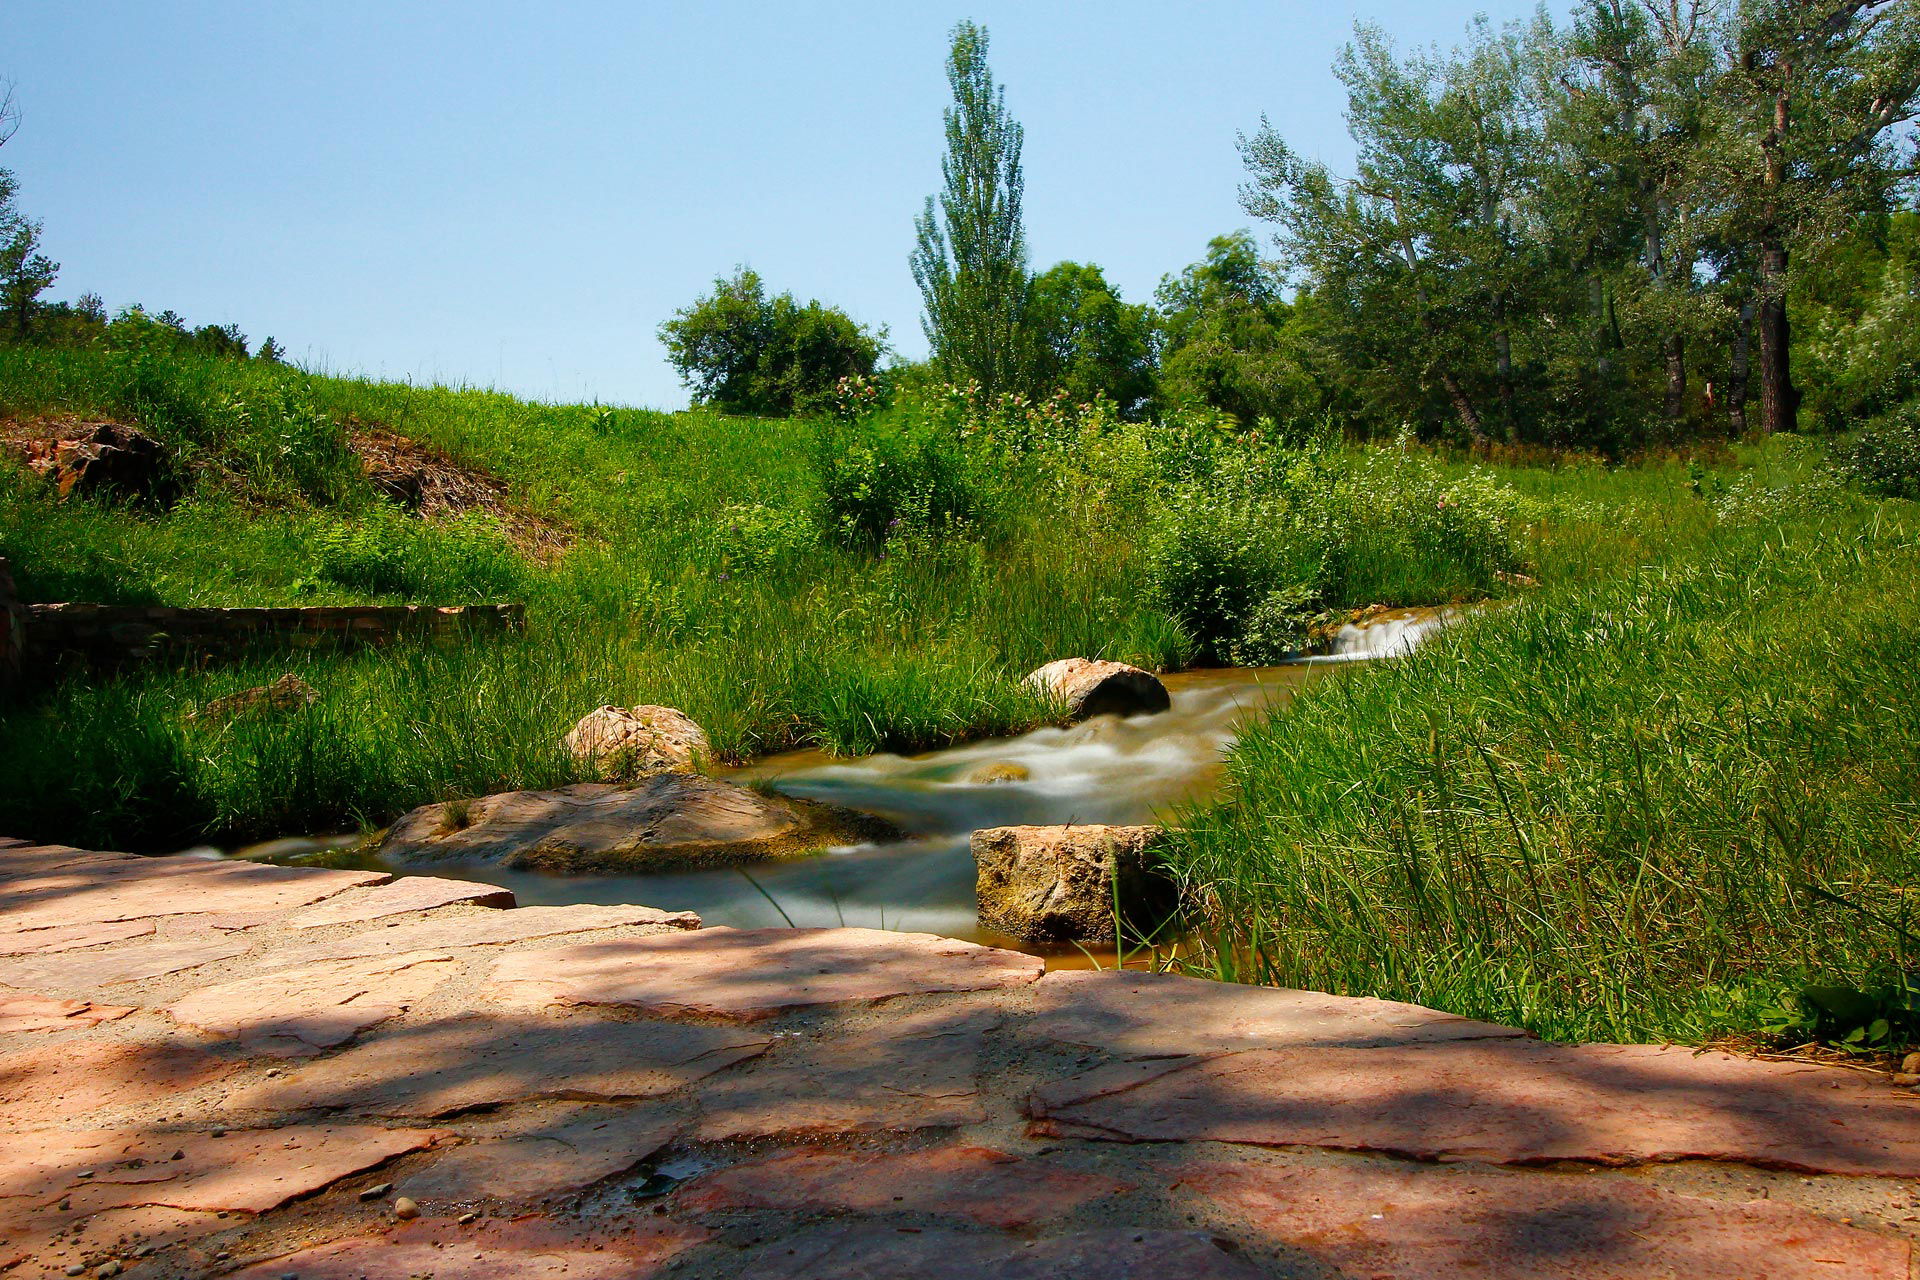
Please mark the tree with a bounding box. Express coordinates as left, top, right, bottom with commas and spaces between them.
1155, 233, 1311, 427
0, 168, 57, 339
1241, 23, 1556, 442
911, 21, 1031, 399
1026, 261, 1158, 416
659, 266, 884, 416
1705, 0, 1920, 433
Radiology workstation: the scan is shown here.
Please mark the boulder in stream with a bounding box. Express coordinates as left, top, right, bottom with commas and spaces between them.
381, 777, 889, 874
1023, 659, 1170, 721
972, 824, 1176, 944
563, 704, 711, 778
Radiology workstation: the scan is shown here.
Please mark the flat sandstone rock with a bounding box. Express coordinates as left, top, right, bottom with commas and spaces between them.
284, 875, 516, 928
679, 1145, 1132, 1231
223, 1216, 707, 1280
1034, 969, 1529, 1056
491, 926, 1043, 1020
0, 855, 387, 934
379, 777, 882, 873
0, 935, 251, 990
1030, 1038, 1920, 1176
402, 1103, 679, 1203
1165, 1158, 1911, 1279
695, 1005, 1001, 1140
0, 1036, 238, 1123
165, 950, 457, 1056
287, 901, 700, 963
747, 1226, 1260, 1280
0, 985, 133, 1033
225, 1013, 767, 1117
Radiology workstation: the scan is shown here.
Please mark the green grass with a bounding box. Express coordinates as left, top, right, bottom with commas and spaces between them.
1165, 447, 1920, 1046
8, 338, 1913, 1053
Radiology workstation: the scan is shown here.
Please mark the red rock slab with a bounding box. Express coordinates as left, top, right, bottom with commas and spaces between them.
165, 951, 457, 1057
0, 1125, 441, 1213
748, 1226, 1261, 1279
0, 919, 155, 957
1029, 1039, 1920, 1175
0, 1204, 227, 1280
0, 856, 388, 934
1035, 969, 1527, 1056
680, 1145, 1132, 1231
490, 926, 1043, 1020
288, 902, 701, 964
0, 984, 134, 1032
0, 1036, 238, 1123
0, 935, 251, 990
222, 1216, 708, 1280
224, 1013, 767, 1117
695, 1005, 999, 1140
283, 876, 517, 929
402, 1103, 679, 1203
0, 843, 140, 875
1165, 1159, 1912, 1279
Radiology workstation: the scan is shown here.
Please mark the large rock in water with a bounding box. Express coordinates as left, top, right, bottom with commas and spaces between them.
1023, 659, 1170, 721
381, 777, 886, 874
563, 704, 710, 778
972, 824, 1175, 944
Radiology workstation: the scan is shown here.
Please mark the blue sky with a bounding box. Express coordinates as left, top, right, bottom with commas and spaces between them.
8, 2, 1564, 410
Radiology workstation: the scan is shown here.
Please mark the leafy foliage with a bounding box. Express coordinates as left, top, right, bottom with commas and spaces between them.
659, 266, 884, 417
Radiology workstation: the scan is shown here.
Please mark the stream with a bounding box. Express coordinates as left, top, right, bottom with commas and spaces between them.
226, 608, 1455, 957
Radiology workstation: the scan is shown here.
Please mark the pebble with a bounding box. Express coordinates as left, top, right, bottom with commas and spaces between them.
97, 1263, 122, 1278
63, 1266, 84, 1277
457, 1212, 478, 1224
1891, 1072, 1920, 1087
358, 1182, 392, 1201
392, 1196, 420, 1220
1903, 1051, 1920, 1075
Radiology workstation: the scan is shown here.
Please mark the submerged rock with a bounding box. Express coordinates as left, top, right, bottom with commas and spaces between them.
380, 777, 887, 874
1023, 658, 1170, 721
563, 704, 710, 778
968, 761, 1030, 784
972, 823, 1175, 944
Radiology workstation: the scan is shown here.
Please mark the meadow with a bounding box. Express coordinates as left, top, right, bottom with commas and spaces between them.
2, 337, 1915, 1054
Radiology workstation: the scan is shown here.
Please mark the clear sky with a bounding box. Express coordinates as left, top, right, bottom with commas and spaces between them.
7, 2, 1565, 410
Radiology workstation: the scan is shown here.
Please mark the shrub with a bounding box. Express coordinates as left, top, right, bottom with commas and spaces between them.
813, 409, 984, 546
705, 502, 816, 575
1144, 486, 1326, 661
1833, 403, 1920, 500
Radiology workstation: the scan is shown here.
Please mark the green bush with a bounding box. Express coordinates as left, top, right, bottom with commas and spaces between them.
1834, 404, 1920, 500
1145, 443, 1526, 660
813, 408, 985, 546
704, 502, 816, 575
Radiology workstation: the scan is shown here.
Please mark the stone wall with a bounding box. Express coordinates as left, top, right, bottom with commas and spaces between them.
17, 596, 524, 669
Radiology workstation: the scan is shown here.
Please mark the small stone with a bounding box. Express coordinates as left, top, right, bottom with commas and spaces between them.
97, 1263, 122, 1278
968, 762, 1030, 784
1023, 658, 1170, 721
392, 1196, 420, 1220
1893, 1073, 1920, 1087
563, 705, 712, 778
458, 1212, 478, 1224
1902, 1051, 1920, 1075
358, 1182, 392, 1201
64, 1266, 84, 1277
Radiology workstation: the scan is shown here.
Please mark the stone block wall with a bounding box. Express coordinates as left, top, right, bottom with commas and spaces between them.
14, 594, 524, 670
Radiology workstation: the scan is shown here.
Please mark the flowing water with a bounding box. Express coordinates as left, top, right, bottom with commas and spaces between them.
225, 609, 1454, 956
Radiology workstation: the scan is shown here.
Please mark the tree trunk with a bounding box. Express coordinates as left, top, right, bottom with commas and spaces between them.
1728, 297, 1753, 435
1662, 333, 1687, 423
1493, 319, 1516, 437
1438, 370, 1488, 445
1590, 275, 1612, 379
1757, 240, 1796, 434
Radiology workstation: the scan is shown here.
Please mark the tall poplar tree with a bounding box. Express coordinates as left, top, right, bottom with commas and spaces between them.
911, 21, 1031, 399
